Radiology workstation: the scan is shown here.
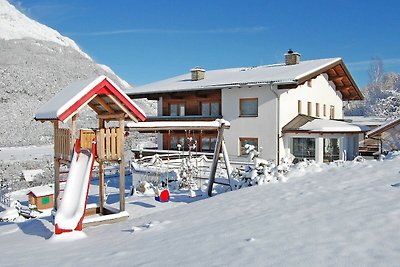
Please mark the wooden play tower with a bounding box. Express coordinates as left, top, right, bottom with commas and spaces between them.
35, 76, 146, 224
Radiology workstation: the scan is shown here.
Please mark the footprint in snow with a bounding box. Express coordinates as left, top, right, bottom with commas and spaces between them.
130, 220, 170, 234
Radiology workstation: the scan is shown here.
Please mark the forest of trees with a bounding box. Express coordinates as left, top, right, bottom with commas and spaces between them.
345, 58, 400, 118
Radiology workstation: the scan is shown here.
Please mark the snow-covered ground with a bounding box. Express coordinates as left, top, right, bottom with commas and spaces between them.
1, 152, 400, 266
0, 145, 53, 162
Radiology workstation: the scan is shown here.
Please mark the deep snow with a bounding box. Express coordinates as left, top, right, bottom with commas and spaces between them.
1, 154, 400, 266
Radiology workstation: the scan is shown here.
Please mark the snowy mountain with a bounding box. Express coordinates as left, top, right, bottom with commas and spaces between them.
0, 0, 154, 147
0, 0, 88, 58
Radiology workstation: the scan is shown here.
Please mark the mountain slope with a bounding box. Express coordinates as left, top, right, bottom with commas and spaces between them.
0, 0, 154, 147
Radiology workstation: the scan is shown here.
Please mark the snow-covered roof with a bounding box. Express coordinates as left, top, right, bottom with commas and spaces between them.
367, 117, 400, 138
127, 58, 363, 100
22, 169, 44, 182
300, 119, 365, 133
344, 116, 390, 127
127, 119, 230, 131
27, 186, 53, 197
34, 76, 146, 123
283, 114, 367, 133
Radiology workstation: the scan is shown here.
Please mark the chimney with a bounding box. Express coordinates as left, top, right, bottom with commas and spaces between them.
285, 49, 301, 65
191, 67, 205, 81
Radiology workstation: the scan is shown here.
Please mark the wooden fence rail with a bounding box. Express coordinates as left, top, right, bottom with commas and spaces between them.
97, 128, 122, 161
55, 128, 71, 160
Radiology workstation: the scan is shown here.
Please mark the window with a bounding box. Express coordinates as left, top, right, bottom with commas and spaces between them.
292, 138, 316, 160
42, 196, 50, 205
239, 138, 258, 156
202, 102, 220, 116
170, 135, 185, 150
323, 104, 326, 117
298, 100, 302, 114
201, 136, 217, 151
170, 103, 185, 116
315, 103, 320, 117
240, 98, 258, 117
307, 102, 312, 116
330, 105, 335, 119
323, 138, 340, 162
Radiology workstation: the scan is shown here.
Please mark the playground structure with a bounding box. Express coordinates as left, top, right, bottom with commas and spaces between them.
35, 76, 146, 234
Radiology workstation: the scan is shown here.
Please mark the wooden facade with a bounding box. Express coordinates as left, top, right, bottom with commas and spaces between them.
161, 89, 221, 117
146, 89, 222, 151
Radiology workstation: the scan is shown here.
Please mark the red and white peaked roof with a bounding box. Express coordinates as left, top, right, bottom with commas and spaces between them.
35, 76, 147, 123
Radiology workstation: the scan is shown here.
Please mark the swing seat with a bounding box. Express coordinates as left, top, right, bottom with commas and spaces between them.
155, 189, 170, 202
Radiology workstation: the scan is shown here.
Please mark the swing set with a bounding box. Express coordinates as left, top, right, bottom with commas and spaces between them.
127, 119, 233, 197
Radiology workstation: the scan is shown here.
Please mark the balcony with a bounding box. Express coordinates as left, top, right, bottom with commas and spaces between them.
146, 115, 222, 122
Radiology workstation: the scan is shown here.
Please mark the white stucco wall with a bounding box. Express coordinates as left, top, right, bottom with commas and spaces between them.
279, 73, 343, 126
279, 74, 344, 158
221, 85, 278, 160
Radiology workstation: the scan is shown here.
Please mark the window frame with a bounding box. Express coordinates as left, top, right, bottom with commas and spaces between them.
201, 101, 220, 117
291, 137, 316, 161
169, 102, 185, 116
239, 98, 258, 117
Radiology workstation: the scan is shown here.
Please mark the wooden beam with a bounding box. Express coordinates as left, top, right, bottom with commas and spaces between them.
207, 122, 226, 197
71, 114, 78, 151
53, 121, 60, 211
97, 113, 125, 120
108, 94, 138, 122
95, 96, 115, 114
331, 76, 344, 82
88, 102, 102, 115
98, 160, 104, 214
336, 86, 352, 92
119, 118, 125, 211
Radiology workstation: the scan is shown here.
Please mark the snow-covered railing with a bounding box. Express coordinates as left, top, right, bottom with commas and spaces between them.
55, 128, 71, 160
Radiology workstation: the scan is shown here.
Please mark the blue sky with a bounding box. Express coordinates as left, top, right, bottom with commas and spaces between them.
13, 0, 400, 88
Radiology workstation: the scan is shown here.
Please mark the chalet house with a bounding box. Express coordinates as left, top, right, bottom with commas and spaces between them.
127, 51, 365, 163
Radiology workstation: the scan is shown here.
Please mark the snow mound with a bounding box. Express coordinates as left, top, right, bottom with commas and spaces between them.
49, 231, 87, 242
0, 0, 90, 59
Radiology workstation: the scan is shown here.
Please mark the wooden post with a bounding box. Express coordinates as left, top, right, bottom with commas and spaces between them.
99, 160, 105, 214
207, 123, 225, 197
98, 118, 105, 214
71, 114, 78, 149
119, 118, 125, 211
53, 121, 60, 211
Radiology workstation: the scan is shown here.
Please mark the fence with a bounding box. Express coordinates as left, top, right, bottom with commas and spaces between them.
54, 128, 71, 160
